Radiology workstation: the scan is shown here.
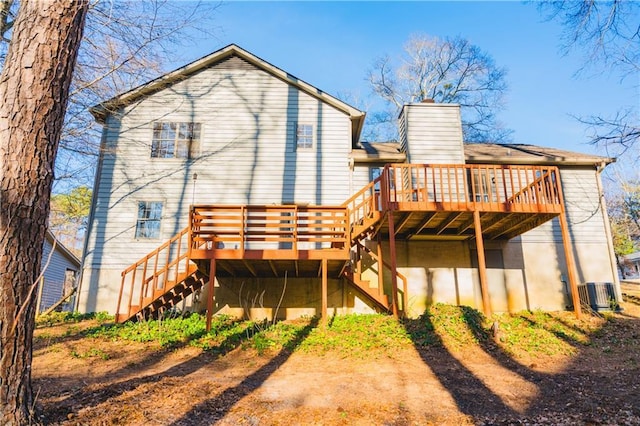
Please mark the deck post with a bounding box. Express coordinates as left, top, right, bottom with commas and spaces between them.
473, 210, 492, 317
206, 258, 216, 332
321, 258, 328, 325
377, 234, 384, 299
387, 211, 399, 318
559, 211, 582, 319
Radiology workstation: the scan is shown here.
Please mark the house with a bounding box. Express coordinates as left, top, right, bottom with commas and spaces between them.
76, 44, 620, 324
622, 251, 640, 279
37, 230, 81, 313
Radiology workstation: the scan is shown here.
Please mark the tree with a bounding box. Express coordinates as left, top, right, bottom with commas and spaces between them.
607, 182, 640, 275
537, 1, 639, 157
1, 1, 219, 189
49, 186, 92, 256
0, 1, 87, 423
368, 33, 511, 142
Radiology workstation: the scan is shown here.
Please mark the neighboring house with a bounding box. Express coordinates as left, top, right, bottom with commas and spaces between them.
77, 44, 619, 323
38, 230, 81, 313
622, 252, 640, 279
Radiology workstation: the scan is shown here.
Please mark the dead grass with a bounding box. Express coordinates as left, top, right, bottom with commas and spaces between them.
32, 301, 640, 425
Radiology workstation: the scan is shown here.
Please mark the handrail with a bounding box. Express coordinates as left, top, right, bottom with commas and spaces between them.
342, 175, 382, 237
508, 168, 561, 210
353, 240, 408, 314
116, 226, 192, 321
382, 164, 563, 212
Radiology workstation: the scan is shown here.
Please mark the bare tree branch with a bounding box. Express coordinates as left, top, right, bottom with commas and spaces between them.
576, 109, 640, 159
538, 0, 640, 78
1, 0, 221, 190
368, 33, 511, 143
537, 1, 639, 165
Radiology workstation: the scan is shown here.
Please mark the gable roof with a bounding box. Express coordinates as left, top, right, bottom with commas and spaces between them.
90, 44, 366, 146
45, 230, 81, 267
464, 143, 615, 166
350, 142, 406, 163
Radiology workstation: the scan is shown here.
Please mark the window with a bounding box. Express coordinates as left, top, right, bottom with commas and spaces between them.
468, 169, 495, 202
151, 122, 201, 158
471, 249, 504, 269
296, 124, 313, 149
135, 201, 163, 238
372, 168, 382, 191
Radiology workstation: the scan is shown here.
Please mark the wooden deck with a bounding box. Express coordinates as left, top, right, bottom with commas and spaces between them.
115, 163, 582, 325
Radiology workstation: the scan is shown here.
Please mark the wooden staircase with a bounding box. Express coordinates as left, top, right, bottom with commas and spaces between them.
342, 270, 389, 313
116, 227, 200, 323
341, 240, 409, 314
343, 176, 383, 241
340, 177, 398, 313
115, 179, 393, 322
117, 267, 208, 323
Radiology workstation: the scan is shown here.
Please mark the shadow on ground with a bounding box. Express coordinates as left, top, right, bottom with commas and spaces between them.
403, 304, 640, 424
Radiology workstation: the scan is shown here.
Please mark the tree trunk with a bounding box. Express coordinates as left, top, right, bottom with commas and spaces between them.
0, 1, 87, 424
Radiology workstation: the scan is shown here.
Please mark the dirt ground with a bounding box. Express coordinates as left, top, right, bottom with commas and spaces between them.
32, 288, 640, 425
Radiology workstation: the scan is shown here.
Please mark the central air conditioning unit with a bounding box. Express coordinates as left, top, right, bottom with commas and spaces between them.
577, 282, 620, 312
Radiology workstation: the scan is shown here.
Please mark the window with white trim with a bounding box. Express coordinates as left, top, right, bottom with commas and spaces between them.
151, 122, 201, 158
296, 124, 313, 149
135, 201, 163, 238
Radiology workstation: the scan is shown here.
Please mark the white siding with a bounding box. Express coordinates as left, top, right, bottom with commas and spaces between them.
400, 103, 465, 165
351, 165, 379, 194
80, 55, 354, 312
519, 166, 616, 292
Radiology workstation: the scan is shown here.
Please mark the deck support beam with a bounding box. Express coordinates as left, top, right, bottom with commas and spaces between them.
559, 211, 582, 319
377, 234, 384, 299
394, 212, 413, 236
206, 258, 216, 332
387, 211, 399, 318
321, 258, 328, 325
473, 210, 492, 317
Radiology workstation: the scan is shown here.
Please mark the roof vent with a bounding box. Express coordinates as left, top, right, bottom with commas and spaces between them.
421, 98, 435, 103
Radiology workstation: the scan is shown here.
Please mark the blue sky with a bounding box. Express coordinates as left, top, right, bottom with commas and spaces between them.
180, 1, 637, 157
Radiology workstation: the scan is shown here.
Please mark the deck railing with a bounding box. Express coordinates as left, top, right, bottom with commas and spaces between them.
116, 226, 193, 321
382, 164, 563, 213
190, 205, 350, 259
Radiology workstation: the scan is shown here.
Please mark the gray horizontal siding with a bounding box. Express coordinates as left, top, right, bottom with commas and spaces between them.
41, 238, 78, 312
522, 167, 607, 244
402, 104, 465, 165
84, 59, 353, 269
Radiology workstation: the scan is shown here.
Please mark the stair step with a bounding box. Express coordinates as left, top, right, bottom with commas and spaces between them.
119, 269, 209, 322
343, 273, 390, 313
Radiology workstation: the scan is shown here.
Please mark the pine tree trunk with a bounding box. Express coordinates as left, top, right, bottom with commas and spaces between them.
0, 1, 87, 424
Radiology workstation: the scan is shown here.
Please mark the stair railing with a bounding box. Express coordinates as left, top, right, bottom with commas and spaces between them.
352, 240, 408, 314
507, 167, 561, 212
116, 226, 192, 322
342, 174, 384, 239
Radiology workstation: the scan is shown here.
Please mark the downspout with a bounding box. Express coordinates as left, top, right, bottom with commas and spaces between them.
595, 161, 622, 299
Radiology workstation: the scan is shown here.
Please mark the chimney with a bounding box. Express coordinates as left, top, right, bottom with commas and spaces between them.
399, 101, 465, 165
